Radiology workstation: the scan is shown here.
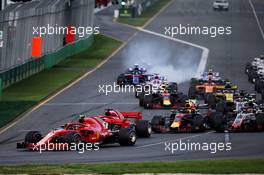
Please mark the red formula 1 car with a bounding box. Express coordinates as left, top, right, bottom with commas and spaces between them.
99, 109, 152, 137
17, 109, 151, 151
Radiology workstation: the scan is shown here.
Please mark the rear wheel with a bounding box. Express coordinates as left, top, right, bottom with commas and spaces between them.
139, 92, 145, 107
205, 93, 216, 107
136, 120, 151, 137
118, 128, 136, 146
256, 114, 264, 131
144, 95, 153, 109
25, 131, 42, 143
193, 115, 205, 132
151, 116, 163, 133
245, 63, 251, 74
188, 86, 196, 99
169, 82, 178, 93
210, 112, 225, 132
117, 74, 125, 85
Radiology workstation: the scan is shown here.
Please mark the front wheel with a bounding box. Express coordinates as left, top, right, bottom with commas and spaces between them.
25, 131, 42, 143
136, 120, 151, 137
119, 128, 137, 146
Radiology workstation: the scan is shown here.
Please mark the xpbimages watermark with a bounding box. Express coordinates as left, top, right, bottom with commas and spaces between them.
98, 82, 159, 95
33, 24, 100, 38
32, 142, 100, 154
165, 140, 232, 154
164, 24, 232, 38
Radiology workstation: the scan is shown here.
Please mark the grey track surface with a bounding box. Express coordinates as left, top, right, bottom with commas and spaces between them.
0, 0, 264, 165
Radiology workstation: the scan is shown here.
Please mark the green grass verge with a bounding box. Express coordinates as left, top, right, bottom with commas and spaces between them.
57, 35, 121, 68
0, 34, 122, 128
117, 0, 172, 27
0, 158, 264, 174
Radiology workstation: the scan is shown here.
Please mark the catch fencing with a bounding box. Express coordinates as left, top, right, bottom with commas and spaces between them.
0, 0, 95, 89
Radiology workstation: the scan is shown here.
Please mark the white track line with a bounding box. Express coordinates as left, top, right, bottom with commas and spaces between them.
137, 28, 210, 75
43, 102, 138, 106
249, 0, 264, 41
136, 131, 214, 149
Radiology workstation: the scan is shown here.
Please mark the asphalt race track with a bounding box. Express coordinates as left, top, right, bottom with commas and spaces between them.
0, 0, 264, 164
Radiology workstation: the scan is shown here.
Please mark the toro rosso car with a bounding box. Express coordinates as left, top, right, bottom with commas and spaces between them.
17, 109, 151, 151
151, 100, 207, 132
117, 64, 151, 85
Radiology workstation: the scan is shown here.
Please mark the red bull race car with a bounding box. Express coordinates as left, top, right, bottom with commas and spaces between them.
150, 100, 208, 132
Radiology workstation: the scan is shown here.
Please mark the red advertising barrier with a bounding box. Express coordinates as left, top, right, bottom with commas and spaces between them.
31, 37, 42, 58
66, 26, 75, 44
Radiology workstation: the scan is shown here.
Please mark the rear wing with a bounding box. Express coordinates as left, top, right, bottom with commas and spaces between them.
121, 112, 143, 120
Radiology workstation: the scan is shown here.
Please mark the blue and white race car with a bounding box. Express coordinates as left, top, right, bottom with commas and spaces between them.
117, 64, 152, 85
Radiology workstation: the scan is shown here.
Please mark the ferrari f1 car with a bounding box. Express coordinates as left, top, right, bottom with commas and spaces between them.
17, 109, 151, 151
150, 100, 208, 132
117, 64, 151, 85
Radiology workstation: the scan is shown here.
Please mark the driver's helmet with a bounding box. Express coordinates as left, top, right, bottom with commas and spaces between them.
105, 111, 111, 116
225, 81, 232, 88
248, 100, 254, 108
154, 74, 160, 79
186, 109, 193, 114
134, 64, 139, 70
79, 114, 85, 123
208, 69, 213, 75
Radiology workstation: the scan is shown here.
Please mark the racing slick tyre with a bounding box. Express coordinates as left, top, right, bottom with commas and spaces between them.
25, 131, 42, 144
256, 113, 264, 131
136, 120, 152, 137
215, 101, 226, 114
210, 113, 225, 132
188, 86, 196, 99
144, 95, 153, 109
190, 78, 198, 85
118, 128, 137, 146
64, 132, 81, 143
117, 74, 125, 85
177, 93, 188, 103
262, 89, 264, 100
135, 90, 139, 98
169, 82, 178, 93
150, 116, 163, 133
193, 115, 205, 132
255, 79, 261, 92
245, 63, 251, 74
205, 93, 216, 108
139, 92, 145, 106
249, 72, 258, 83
